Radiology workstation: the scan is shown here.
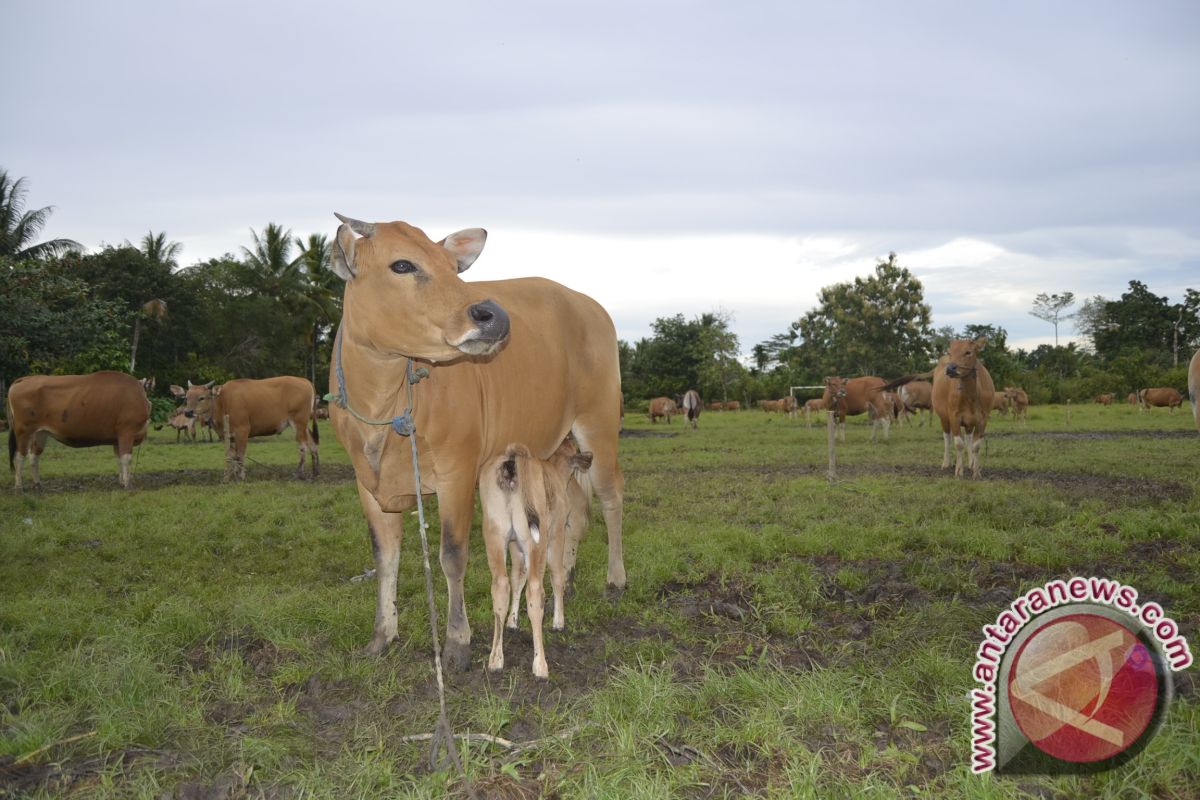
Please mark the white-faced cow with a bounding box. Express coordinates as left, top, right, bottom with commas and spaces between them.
173, 378, 319, 480
7, 371, 151, 489
325, 214, 625, 671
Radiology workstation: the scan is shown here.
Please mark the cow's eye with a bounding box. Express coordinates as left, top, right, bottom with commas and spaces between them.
389, 259, 418, 275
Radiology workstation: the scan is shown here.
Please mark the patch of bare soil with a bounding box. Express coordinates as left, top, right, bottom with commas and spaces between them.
15, 464, 359, 493
0, 746, 186, 799
619, 428, 678, 438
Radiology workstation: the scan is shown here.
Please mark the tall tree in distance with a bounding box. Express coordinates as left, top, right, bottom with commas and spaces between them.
242, 223, 302, 299
139, 231, 183, 269
1029, 291, 1076, 347
792, 252, 934, 376
0, 169, 82, 259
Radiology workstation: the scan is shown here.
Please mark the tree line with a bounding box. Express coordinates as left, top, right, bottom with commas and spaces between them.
4, 168, 1198, 418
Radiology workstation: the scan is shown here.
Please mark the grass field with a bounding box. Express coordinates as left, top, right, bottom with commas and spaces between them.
2, 402, 1198, 799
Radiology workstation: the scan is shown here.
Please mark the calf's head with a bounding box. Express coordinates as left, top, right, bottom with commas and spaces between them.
331, 214, 511, 362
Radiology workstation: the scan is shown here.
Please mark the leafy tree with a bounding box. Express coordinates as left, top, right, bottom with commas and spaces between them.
792, 252, 934, 376
1090, 281, 1175, 366
0, 169, 82, 259
1029, 292, 1076, 347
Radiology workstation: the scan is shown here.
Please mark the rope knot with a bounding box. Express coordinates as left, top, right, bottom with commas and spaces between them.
323, 391, 348, 409
410, 366, 430, 385
391, 412, 416, 437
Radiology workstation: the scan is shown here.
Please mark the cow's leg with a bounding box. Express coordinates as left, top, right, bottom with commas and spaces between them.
356, 482, 407, 655
971, 432, 985, 479
115, 434, 135, 489
549, 517, 567, 632
526, 542, 549, 679
952, 420, 966, 478
438, 478, 477, 671
234, 431, 249, 481
29, 431, 49, 489
572, 423, 626, 591
881, 411, 891, 442
482, 515, 510, 673
506, 537, 526, 630
12, 432, 27, 491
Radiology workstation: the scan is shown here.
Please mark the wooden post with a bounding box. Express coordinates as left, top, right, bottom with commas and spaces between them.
826, 402, 838, 482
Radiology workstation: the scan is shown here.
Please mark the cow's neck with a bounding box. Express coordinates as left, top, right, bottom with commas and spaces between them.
340, 334, 414, 422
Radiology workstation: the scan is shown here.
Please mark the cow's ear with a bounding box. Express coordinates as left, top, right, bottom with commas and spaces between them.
170, 384, 186, 398
212, 386, 223, 397
439, 228, 487, 273
973, 336, 988, 350
331, 223, 358, 281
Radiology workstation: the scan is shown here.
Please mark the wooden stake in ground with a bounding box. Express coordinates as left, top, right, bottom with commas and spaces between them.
826, 401, 838, 482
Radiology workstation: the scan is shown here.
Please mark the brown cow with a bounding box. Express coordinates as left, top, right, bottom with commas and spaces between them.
990, 391, 1010, 416
758, 399, 783, 413
1189, 349, 1200, 432
802, 397, 825, 428
821, 376, 892, 443
706, 401, 723, 411
781, 395, 798, 418
648, 396, 677, 423
155, 406, 197, 443
479, 442, 590, 678
1005, 387, 1029, 422
325, 214, 625, 670
1127, 392, 1139, 405
7, 371, 151, 489
1138, 387, 1184, 413
1094, 393, 1114, 406
898, 380, 933, 428
174, 377, 319, 480
724, 400, 741, 411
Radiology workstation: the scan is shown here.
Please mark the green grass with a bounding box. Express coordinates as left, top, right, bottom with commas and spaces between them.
2, 404, 1198, 798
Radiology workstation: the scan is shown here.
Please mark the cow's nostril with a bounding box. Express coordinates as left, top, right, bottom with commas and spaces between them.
470, 304, 495, 323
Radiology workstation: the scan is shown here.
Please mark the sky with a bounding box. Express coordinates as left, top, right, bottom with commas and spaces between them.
4, 1, 1198, 357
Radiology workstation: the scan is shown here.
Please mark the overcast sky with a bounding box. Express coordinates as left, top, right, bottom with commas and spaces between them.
5, 1, 1198, 356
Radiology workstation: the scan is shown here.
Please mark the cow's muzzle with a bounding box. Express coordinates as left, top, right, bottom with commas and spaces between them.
183, 409, 195, 418
945, 364, 960, 378
457, 299, 511, 355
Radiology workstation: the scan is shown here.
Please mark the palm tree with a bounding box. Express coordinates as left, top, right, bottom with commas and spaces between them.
294, 233, 342, 385
139, 231, 183, 269
0, 169, 82, 259
242, 223, 302, 298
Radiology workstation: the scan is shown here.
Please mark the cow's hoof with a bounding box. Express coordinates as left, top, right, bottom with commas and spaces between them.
443, 640, 471, 671
605, 583, 625, 602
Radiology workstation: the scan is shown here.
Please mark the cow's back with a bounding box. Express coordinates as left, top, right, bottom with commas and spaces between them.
217, 377, 313, 436
8, 372, 150, 446
353, 277, 620, 508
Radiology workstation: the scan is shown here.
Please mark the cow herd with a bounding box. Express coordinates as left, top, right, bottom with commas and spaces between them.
5, 215, 1200, 681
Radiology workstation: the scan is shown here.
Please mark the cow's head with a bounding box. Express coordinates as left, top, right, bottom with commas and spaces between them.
330, 214, 511, 362
175, 380, 217, 421
823, 376, 848, 406
945, 337, 986, 379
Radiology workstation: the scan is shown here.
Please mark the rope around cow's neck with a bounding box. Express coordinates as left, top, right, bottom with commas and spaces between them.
326, 321, 473, 793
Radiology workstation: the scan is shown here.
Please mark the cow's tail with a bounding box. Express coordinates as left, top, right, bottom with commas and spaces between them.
310, 413, 320, 445
497, 445, 540, 547
8, 427, 15, 471
881, 370, 934, 392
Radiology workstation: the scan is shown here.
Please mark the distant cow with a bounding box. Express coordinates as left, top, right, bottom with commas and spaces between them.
648, 396, 677, 423
174, 377, 319, 480
7, 371, 151, 489
706, 401, 723, 411
1005, 387, 1029, 422
758, 399, 783, 413
802, 397, 825, 428
723, 400, 741, 411
990, 392, 1010, 416
898, 380, 933, 427
680, 389, 702, 429
781, 395, 798, 418
1138, 387, 1184, 413
1127, 392, 1139, 405
155, 407, 197, 443
1094, 394, 1114, 405
821, 376, 891, 443
479, 441, 591, 678
1189, 349, 1200, 432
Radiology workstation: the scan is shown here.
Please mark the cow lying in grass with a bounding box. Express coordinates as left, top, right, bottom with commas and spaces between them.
479, 440, 592, 678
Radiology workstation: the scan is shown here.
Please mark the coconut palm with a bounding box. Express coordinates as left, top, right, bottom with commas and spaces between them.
0, 169, 82, 259
242, 223, 303, 298
294, 233, 342, 385
139, 231, 183, 269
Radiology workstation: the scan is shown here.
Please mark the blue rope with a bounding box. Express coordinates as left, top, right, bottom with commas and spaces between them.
324, 322, 427, 436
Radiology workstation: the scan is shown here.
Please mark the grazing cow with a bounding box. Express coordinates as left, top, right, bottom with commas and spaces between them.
1189, 349, 1200, 432
7, 371, 151, 490
1005, 387, 1029, 422
1138, 387, 1184, 413
1094, 394, 1114, 405
990, 392, 1010, 416
648, 396, 677, 423
758, 399, 783, 413
325, 214, 625, 670
680, 389, 702, 429
821, 376, 892, 443
479, 441, 593, 678
1127, 392, 1138, 405
803, 397, 825, 428
173, 377, 319, 480
723, 400, 741, 411
706, 401, 723, 411
898, 380, 933, 427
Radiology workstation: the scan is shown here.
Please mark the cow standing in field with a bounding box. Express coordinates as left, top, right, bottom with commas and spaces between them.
174, 377, 319, 480
1138, 387, 1184, 413
898, 380, 932, 427
758, 399, 783, 413
479, 441, 592, 678
156, 407, 197, 443
680, 389, 702, 429
7, 371, 151, 490
1127, 392, 1138, 405
1189, 349, 1200, 432
1095, 394, 1114, 405
782, 395, 798, 419
1005, 387, 1029, 422
990, 392, 1010, 416
821, 376, 892, 443
802, 397, 825, 428
648, 396, 677, 423
325, 214, 625, 669
723, 400, 741, 411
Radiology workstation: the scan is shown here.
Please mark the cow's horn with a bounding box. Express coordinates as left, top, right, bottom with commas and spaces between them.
334, 213, 375, 238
